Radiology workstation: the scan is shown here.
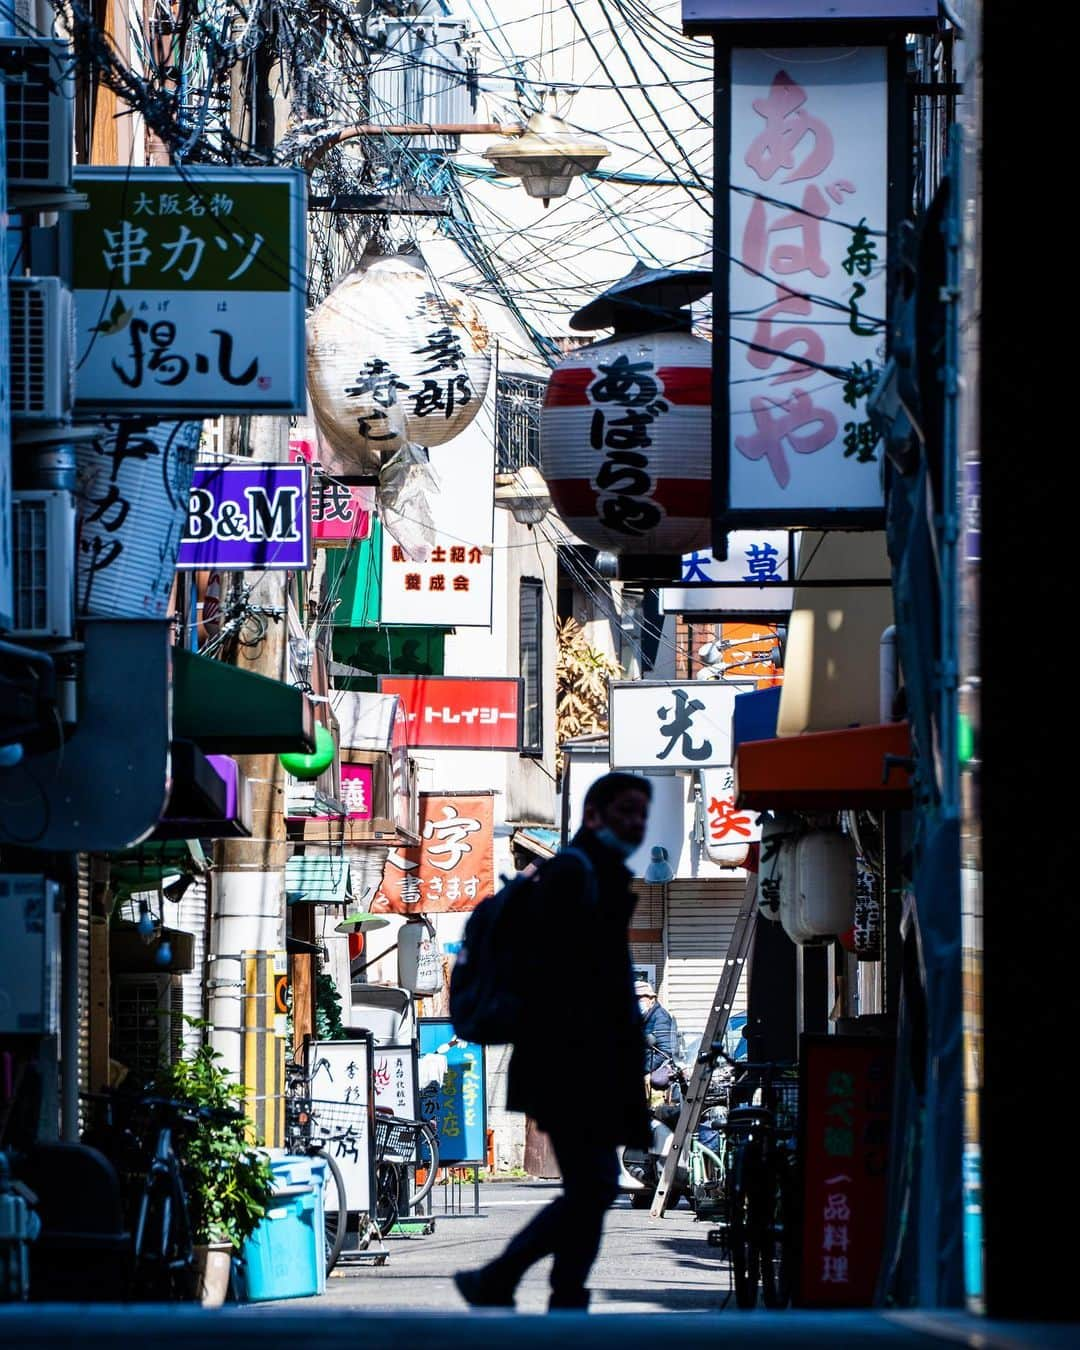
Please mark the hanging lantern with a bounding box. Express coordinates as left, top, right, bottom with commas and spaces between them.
540, 264, 714, 557
780, 830, 857, 946
307, 253, 493, 472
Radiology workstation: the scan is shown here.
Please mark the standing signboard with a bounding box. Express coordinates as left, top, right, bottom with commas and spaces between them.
717, 44, 895, 537
70, 166, 306, 414
379, 412, 495, 627
374, 792, 495, 914
418, 1018, 486, 1166
306, 1036, 375, 1216
372, 1042, 419, 1119
176, 462, 310, 571
608, 679, 756, 771
796, 1034, 895, 1307
378, 676, 523, 751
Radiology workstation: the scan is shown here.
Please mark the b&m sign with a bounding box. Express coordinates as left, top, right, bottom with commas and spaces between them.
176, 462, 310, 571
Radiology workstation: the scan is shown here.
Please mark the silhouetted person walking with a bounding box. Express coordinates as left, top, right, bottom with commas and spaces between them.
454, 772, 652, 1313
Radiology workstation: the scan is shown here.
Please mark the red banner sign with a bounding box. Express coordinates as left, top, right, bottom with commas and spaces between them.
372, 793, 495, 914
378, 676, 522, 750
797, 1034, 895, 1307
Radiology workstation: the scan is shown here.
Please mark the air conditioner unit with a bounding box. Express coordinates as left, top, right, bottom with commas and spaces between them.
0, 874, 62, 1035
1, 37, 74, 192
10, 490, 76, 639
9, 277, 75, 423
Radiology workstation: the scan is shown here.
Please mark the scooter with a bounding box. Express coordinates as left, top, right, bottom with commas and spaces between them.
618, 1036, 690, 1210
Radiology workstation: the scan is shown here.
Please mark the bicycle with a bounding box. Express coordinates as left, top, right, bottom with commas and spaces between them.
700, 1045, 799, 1310
372, 1108, 440, 1238
284, 1064, 348, 1275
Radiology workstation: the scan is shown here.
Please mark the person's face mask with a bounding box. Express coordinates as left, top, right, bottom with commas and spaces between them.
638, 998, 653, 1016
594, 826, 638, 858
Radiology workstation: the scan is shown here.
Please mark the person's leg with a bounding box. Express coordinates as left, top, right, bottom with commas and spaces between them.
547, 1140, 619, 1310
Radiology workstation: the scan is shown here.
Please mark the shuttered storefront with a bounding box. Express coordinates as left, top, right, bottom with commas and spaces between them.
662, 878, 748, 1048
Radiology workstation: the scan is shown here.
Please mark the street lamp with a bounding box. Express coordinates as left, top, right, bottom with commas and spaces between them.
483, 111, 609, 206
494, 466, 552, 526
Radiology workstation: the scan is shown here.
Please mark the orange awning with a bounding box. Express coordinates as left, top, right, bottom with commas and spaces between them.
734, 722, 913, 811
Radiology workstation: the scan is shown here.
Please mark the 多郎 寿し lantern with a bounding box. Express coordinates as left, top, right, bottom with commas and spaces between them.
307, 253, 493, 473
540, 329, 711, 555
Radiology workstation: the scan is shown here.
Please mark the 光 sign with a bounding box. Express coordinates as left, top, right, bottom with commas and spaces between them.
176, 462, 310, 571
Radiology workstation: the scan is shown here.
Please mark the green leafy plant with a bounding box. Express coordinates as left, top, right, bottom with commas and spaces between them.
156, 1026, 276, 1250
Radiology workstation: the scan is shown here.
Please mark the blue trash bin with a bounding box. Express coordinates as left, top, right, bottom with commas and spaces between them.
237, 1155, 327, 1302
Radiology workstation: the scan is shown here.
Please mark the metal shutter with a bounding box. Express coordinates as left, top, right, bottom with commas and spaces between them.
77, 856, 92, 1108
662, 878, 748, 1046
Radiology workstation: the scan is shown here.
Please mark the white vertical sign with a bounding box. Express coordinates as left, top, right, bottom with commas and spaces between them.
307, 1039, 373, 1214
729, 47, 888, 517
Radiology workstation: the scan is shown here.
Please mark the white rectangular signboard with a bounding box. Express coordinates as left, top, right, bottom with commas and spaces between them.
71, 167, 306, 414
661, 532, 795, 616
726, 46, 888, 523
307, 1037, 374, 1215
609, 680, 756, 771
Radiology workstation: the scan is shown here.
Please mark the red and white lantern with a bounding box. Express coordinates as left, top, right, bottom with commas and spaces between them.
540, 330, 711, 555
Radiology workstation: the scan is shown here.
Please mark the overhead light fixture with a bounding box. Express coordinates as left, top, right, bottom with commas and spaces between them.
335, 910, 391, 934
483, 111, 609, 206
643, 845, 674, 884
494, 466, 552, 527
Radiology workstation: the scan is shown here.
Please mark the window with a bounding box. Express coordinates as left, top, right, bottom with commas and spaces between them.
519, 578, 543, 754
496, 374, 545, 473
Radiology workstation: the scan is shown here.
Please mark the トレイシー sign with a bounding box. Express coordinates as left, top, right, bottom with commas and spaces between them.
70, 167, 306, 414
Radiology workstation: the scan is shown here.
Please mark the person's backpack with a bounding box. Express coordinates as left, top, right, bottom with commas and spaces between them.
449, 848, 592, 1046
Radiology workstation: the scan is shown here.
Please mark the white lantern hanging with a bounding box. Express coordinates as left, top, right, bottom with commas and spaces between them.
541, 328, 712, 556
307, 254, 493, 473
780, 829, 857, 946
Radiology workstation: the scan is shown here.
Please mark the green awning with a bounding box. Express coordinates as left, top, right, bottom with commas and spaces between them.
286, 855, 351, 906
173, 648, 315, 754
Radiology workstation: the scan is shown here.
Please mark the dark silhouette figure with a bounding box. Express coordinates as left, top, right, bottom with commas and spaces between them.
454, 772, 652, 1312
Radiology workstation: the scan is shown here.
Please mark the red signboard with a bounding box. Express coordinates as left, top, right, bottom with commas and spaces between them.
797, 1034, 895, 1307
339, 764, 374, 820
372, 793, 495, 914
377, 676, 523, 751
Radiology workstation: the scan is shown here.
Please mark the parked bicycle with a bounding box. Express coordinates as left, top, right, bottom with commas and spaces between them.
372, 1107, 440, 1238
284, 1064, 348, 1274
700, 1044, 799, 1310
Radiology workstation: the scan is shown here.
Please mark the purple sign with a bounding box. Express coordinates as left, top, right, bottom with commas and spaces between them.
176, 462, 310, 571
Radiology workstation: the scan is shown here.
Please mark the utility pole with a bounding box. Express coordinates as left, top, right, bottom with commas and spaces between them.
208, 24, 296, 1146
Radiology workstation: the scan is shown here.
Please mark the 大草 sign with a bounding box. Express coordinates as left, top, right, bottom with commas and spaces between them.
70, 166, 306, 415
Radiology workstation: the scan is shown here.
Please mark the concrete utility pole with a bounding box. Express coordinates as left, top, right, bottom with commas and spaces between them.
208, 27, 295, 1145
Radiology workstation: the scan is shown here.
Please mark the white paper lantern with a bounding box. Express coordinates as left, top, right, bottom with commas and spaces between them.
307, 255, 493, 472
780, 830, 857, 946
541, 329, 711, 555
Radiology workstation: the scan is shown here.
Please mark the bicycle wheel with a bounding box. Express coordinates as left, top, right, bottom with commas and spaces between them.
320, 1150, 347, 1275
728, 1147, 760, 1309
760, 1163, 793, 1310
408, 1121, 440, 1211
374, 1160, 402, 1237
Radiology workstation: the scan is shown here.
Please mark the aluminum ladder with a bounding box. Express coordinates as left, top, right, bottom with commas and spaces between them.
649, 874, 758, 1219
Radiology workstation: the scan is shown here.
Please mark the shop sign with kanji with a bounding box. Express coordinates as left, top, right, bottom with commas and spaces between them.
70, 167, 306, 414
373, 792, 495, 915
608, 680, 756, 771
725, 47, 888, 525
289, 439, 372, 544
378, 676, 522, 751
660, 532, 795, 617
700, 766, 762, 865
176, 462, 310, 571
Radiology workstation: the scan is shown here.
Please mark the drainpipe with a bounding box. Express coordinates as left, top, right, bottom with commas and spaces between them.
880, 625, 898, 722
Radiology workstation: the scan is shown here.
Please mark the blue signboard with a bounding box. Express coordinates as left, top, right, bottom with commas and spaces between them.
418, 1018, 486, 1165
176, 461, 310, 570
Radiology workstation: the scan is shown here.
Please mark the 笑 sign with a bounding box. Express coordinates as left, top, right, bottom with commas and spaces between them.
661, 533, 795, 617
609, 680, 755, 771
701, 766, 762, 865
720, 47, 890, 529
71, 166, 306, 414
176, 462, 310, 571
378, 676, 522, 751
418, 1019, 486, 1165
374, 792, 495, 914
797, 1034, 895, 1307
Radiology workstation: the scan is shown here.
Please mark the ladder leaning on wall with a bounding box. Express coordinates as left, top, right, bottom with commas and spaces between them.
649, 872, 758, 1219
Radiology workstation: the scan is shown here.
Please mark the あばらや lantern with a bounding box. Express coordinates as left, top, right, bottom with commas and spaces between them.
307, 254, 493, 473
540, 329, 711, 555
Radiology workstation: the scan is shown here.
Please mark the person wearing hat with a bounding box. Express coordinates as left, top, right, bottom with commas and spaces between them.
636, 978, 677, 1084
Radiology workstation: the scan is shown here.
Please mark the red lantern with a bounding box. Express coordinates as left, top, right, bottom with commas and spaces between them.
541, 329, 711, 556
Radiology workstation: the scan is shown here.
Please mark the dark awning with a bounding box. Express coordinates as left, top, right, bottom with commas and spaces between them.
150, 742, 253, 841
173, 647, 315, 754
734, 722, 913, 811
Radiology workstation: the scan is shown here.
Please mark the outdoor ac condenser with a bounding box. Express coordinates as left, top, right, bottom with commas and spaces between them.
0, 37, 75, 192
8, 277, 76, 423
10, 490, 77, 639
0, 875, 62, 1035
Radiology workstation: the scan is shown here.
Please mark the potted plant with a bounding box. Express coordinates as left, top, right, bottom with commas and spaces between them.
156, 1028, 276, 1306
